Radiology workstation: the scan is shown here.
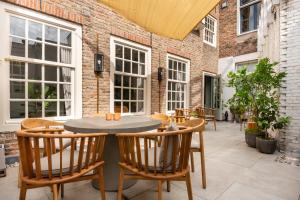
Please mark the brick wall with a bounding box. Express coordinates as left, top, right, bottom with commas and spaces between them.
0, 0, 219, 156
219, 0, 257, 58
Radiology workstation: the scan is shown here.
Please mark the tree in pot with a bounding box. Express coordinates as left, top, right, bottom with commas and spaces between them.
251, 58, 290, 154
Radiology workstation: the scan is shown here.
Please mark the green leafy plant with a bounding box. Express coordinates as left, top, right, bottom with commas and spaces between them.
227, 58, 290, 138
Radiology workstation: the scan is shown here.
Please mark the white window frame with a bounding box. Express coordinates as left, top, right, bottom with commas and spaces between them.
237, 0, 261, 36
110, 36, 152, 116
202, 15, 217, 47
235, 60, 258, 72
0, 2, 82, 131
166, 54, 190, 115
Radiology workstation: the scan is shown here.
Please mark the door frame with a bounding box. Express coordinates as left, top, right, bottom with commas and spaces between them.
202, 71, 217, 107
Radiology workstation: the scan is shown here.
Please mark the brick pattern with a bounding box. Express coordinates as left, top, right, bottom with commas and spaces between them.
219, 0, 257, 58
0, 132, 18, 156
278, 0, 300, 161
0, 0, 219, 156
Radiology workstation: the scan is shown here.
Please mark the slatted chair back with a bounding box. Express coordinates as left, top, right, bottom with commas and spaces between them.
181, 118, 205, 132
21, 118, 63, 130
195, 107, 205, 118
17, 129, 107, 185
117, 122, 204, 179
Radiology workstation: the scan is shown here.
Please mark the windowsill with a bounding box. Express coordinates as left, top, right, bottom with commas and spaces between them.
237, 29, 258, 37
203, 40, 217, 48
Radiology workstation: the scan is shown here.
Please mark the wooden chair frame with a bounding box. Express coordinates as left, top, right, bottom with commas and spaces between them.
117, 120, 205, 200
17, 129, 107, 200
195, 106, 216, 131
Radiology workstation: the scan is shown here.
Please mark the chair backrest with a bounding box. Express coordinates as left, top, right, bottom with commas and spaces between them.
17, 129, 107, 185
117, 121, 204, 178
195, 107, 205, 118
21, 118, 63, 130
181, 118, 205, 132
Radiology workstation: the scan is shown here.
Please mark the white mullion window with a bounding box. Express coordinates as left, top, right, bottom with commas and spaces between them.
238, 0, 261, 34
8, 14, 73, 119
167, 55, 190, 113
111, 37, 150, 115
203, 15, 217, 47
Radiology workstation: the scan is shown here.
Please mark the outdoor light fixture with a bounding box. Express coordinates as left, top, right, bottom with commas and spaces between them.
221, 1, 228, 9
158, 67, 164, 81
94, 53, 104, 73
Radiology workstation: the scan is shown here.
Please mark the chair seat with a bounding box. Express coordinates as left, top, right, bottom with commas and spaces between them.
205, 115, 215, 119
33, 150, 85, 177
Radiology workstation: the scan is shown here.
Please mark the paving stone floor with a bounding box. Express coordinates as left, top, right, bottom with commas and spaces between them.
0, 122, 299, 200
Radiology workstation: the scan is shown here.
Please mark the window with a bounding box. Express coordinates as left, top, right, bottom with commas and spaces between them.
8, 15, 74, 119
236, 60, 257, 72
203, 15, 217, 47
167, 55, 189, 113
111, 37, 151, 114
239, 0, 261, 34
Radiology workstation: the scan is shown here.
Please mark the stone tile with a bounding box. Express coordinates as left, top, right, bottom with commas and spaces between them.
216, 182, 285, 200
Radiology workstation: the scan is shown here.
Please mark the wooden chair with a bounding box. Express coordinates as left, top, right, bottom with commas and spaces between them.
116, 123, 204, 200
150, 113, 171, 147
17, 128, 107, 200
181, 118, 207, 188
195, 107, 216, 131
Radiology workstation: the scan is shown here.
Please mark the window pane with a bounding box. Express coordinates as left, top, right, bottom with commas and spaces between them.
10, 37, 25, 57
123, 76, 130, 87
59, 67, 71, 82
114, 102, 121, 113
45, 44, 57, 62
28, 82, 42, 99
130, 102, 137, 112
124, 47, 131, 60
116, 59, 123, 72
240, 3, 260, 33
28, 40, 42, 59
139, 64, 145, 75
28, 21, 42, 41
116, 45, 123, 58
10, 81, 25, 99
131, 77, 137, 88
10, 61, 25, 79
10, 101, 25, 118
168, 70, 173, 79
137, 78, 144, 88
60, 30, 72, 46
45, 26, 58, 44
138, 102, 144, 112
59, 84, 71, 99
10, 16, 25, 37
28, 64, 42, 80
132, 62, 138, 74
124, 61, 131, 73
114, 74, 122, 86
138, 90, 144, 100
130, 89, 137, 100
45, 101, 57, 117
45, 83, 57, 99
123, 89, 129, 100
123, 102, 129, 113
60, 101, 71, 116
114, 88, 121, 100
60, 47, 71, 64
132, 49, 138, 61
28, 101, 42, 118
139, 52, 145, 63
45, 66, 57, 81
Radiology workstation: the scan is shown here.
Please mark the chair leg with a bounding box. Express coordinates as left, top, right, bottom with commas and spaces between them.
52, 184, 58, 200
166, 181, 171, 192
18, 163, 23, 188
157, 180, 163, 200
214, 119, 216, 131
185, 171, 193, 200
117, 168, 125, 200
61, 184, 64, 198
98, 167, 106, 200
200, 133, 207, 189
190, 151, 195, 172
19, 184, 27, 200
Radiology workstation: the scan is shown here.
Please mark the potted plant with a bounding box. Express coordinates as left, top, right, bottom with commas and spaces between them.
251, 58, 290, 154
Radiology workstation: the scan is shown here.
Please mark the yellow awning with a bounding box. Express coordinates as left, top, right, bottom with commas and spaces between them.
99, 0, 220, 40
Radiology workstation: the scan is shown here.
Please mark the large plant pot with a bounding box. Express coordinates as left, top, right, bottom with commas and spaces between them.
256, 137, 277, 154
245, 131, 257, 148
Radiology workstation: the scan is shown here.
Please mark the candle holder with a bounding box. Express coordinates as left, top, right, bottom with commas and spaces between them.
113, 113, 121, 121
106, 113, 113, 121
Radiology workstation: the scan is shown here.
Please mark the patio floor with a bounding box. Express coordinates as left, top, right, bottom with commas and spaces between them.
1, 122, 299, 200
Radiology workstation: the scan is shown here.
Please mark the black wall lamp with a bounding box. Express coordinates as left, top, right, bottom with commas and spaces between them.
94, 53, 104, 74
158, 67, 164, 81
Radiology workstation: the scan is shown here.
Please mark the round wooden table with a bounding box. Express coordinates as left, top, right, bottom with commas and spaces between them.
64, 115, 161, 192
